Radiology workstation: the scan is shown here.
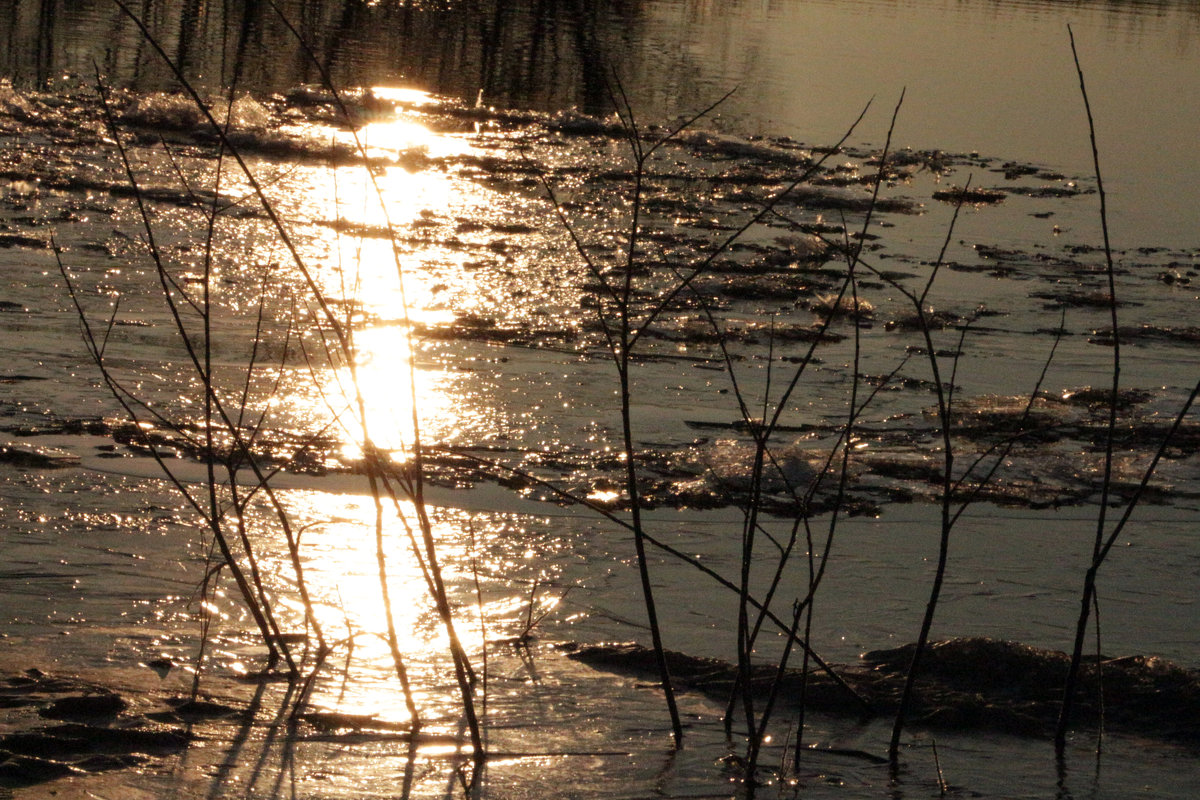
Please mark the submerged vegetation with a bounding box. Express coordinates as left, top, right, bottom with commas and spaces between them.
0, 5, 1198, 799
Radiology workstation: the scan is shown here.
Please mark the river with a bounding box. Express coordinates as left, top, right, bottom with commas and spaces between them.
1, 1, 1198, 797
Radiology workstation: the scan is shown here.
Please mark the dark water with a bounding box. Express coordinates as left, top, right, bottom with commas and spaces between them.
6, 0, 1200, 249
2, 0, 631, 112
8, 1, 1200, 116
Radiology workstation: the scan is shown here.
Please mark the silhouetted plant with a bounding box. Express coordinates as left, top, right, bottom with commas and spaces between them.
1056, 26, 1200, 754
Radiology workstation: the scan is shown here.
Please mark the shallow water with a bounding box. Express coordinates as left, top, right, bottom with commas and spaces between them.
1, 1, 1199, 797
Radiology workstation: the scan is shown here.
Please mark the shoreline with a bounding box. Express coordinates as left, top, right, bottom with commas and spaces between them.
4, 634, 1199, 796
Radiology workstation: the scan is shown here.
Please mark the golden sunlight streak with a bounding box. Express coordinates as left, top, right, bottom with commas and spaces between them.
239, 95, 563, 724
271, 493, 551, 723
286, 89, 501, 457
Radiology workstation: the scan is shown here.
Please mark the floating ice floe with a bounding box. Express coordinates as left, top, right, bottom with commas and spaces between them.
698, 439, 818, 495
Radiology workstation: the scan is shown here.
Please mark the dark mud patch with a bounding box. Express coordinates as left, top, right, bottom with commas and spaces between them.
0, 434, 82, 465
883, 306, 979, 331
953, 242, 1197, 285
0, 441, 78, 469
411, 315, 581, 350
1030, 289, 1138, 309
0, 668, 193, 789
563, 637, 1200, 742
0, 662, 471, 794
12, 375, 1200, 516
1, 418, 338, 476
1089, 324, 1200, 346
0, 232, 50, 249
932, 186, 1006, 204
609, 384, 1200, 513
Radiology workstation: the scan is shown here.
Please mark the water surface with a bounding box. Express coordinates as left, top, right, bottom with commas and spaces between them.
1, 1, 1199, 798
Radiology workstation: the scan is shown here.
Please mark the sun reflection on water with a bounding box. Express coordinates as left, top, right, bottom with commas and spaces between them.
256, 489, 559, 725
285, 86, 503, 457
217, 90, 531, 725
166, 87, 576, 729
